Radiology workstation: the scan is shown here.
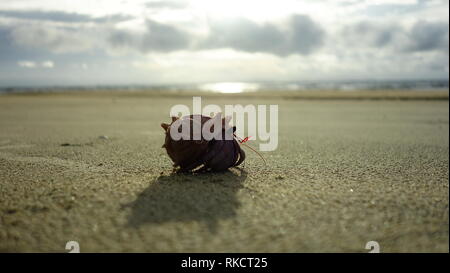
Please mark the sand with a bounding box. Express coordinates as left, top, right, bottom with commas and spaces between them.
0, 91, 448, 252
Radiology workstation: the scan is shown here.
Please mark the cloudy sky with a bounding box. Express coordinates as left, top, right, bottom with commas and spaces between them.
0, 0, 448, 86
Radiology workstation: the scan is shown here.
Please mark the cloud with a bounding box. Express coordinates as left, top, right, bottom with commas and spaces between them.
10, 24, 100, 53
145, 1, 189, 10
339, 20, 449, 53
201, 15, 325, 56
141, 20, 190, 51
107, 14, 325, 56
0, 1, 448, 85
109, 20, 190, 53
3, 11, 447, 60
5, 14, 326, 57
0, 26, 48, 62
0, 9, 133, 23
17, 61, 36, 68
41, 61, 54, 68
406, 21, 449, 52
340, 21, 402, 48
288, 15, 326, 55
17, 60, 54, 68
200, 18, 286, 54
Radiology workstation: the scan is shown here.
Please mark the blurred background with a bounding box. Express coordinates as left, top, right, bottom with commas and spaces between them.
0, 0, 448, 92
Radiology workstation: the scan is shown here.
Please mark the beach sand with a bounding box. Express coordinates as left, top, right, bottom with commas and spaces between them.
0, 91, 448, 252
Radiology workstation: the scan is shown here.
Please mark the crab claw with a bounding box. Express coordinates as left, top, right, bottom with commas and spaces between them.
161, 123, 170, 131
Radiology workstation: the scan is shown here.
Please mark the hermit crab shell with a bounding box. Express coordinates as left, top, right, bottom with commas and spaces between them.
161, 114, 245, 172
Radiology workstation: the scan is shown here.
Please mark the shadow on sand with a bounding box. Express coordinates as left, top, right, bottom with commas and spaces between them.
125, 168, 247, 232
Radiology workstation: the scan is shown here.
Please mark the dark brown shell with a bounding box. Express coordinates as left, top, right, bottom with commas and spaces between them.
161, 115, 245, 172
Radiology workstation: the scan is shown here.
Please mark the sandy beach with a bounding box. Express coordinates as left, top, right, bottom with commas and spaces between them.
0, 91, 448, 252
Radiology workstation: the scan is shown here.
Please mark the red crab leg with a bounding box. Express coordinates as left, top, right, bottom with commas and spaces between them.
233, 134, 267, 165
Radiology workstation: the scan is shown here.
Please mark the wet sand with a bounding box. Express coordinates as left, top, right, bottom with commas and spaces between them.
0, 91, 448, 252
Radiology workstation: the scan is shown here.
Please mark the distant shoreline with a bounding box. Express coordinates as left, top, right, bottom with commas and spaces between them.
1, 89, 448, 100
1, 79, 448, 94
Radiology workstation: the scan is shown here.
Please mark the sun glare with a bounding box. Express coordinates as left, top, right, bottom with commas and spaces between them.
199, 82, 260, 93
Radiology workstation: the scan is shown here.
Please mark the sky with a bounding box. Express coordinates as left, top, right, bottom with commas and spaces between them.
0, 0, 448, 86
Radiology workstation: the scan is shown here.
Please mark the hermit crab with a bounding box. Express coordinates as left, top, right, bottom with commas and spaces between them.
161, 114, 246, 172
